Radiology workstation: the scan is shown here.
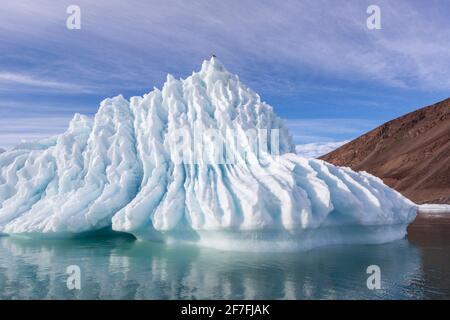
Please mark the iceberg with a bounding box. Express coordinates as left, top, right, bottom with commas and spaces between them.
418, 204, 450, 214
0, 58, 417, 250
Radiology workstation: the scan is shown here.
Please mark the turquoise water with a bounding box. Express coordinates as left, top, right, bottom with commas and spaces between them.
0, 216, 449, 299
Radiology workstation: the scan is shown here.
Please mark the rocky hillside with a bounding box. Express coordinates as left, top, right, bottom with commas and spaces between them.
321, 98, 450, 204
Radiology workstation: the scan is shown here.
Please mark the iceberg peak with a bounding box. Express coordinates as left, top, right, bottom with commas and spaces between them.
201, 56, 226, 73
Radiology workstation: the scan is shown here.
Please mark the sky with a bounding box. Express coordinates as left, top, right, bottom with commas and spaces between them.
0, 0, 449, 155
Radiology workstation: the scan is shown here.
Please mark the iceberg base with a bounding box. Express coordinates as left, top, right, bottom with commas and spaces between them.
131, 223, 411, 252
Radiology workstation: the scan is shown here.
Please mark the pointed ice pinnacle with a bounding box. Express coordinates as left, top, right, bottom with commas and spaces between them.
201, 55, 225, 72
0, 59, 417, 251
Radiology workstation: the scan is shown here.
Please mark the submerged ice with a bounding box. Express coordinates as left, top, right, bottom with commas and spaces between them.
0, 58, 417, 250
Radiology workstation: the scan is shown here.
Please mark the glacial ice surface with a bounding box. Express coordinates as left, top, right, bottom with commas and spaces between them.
418, 204, 450, 214
0, 58, 417, 250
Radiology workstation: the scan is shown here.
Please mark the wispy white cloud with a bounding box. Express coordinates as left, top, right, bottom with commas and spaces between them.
0, 72, 92, 92
296, 140, 350, 158
285, 118, 379, 144
0, 116, 72, 150
1, 0, 449, 92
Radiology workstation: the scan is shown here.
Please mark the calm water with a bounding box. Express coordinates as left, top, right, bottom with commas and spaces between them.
0, 214, 449, 300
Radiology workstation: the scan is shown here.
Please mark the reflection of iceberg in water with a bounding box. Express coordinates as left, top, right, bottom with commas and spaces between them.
0, 235, 425, 299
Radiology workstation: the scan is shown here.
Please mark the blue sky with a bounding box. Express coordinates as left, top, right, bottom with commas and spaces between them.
0, 0, 449, 152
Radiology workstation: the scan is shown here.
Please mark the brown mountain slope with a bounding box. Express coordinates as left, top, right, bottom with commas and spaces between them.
320, 98, 450, 204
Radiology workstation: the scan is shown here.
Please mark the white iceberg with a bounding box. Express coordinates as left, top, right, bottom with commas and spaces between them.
0, 58, 417, 250
418, 204, 450, 214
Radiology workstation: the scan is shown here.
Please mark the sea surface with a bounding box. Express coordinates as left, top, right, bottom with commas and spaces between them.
0, 213, 449, 300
